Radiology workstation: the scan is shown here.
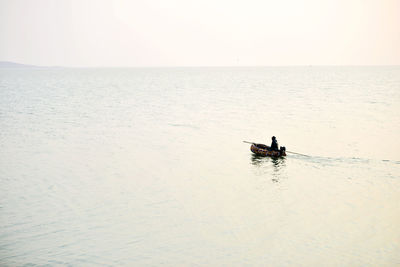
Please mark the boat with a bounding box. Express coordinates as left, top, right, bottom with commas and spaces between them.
250, 143, 286, 157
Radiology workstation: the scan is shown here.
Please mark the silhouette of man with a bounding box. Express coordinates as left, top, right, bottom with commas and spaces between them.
270, 136, 279, 151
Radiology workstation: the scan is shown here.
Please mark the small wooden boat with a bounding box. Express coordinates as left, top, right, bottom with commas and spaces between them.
250, 143, 286, 157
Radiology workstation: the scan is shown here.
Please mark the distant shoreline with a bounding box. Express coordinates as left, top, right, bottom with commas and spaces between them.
0, 61, 40, 68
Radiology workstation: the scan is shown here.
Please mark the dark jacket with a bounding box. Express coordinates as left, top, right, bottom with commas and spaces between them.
270, 139, 279, 151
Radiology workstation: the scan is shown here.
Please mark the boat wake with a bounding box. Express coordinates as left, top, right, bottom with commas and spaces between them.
290, 154, 400, 167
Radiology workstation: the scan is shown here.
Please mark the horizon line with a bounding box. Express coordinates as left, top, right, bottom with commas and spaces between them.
1, 61, 400, 69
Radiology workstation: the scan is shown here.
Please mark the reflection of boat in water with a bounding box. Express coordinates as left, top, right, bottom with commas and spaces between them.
250, 143, 286, 157
250, 153, 286, 183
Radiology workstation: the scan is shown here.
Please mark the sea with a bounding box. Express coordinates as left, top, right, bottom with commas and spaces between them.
1, 66, 399, 266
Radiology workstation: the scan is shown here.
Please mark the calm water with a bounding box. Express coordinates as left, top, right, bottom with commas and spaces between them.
1, 66, 400, 266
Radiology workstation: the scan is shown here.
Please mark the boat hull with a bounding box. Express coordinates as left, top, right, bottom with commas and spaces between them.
250, 144, 286, 157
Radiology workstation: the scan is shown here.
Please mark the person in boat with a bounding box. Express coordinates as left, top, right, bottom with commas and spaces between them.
270, 136, 279, 151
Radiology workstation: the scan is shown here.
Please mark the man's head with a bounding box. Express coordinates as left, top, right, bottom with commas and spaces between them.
272, 136, 276, 140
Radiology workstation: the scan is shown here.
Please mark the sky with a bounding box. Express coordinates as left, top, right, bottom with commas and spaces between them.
0, 0, 399, 67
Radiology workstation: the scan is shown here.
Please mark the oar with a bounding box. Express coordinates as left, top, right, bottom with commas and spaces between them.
243, 141, 256, 144
286, 151, 309, 157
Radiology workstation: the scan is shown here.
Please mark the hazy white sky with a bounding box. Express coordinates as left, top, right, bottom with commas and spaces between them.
0, 0, 399, 67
